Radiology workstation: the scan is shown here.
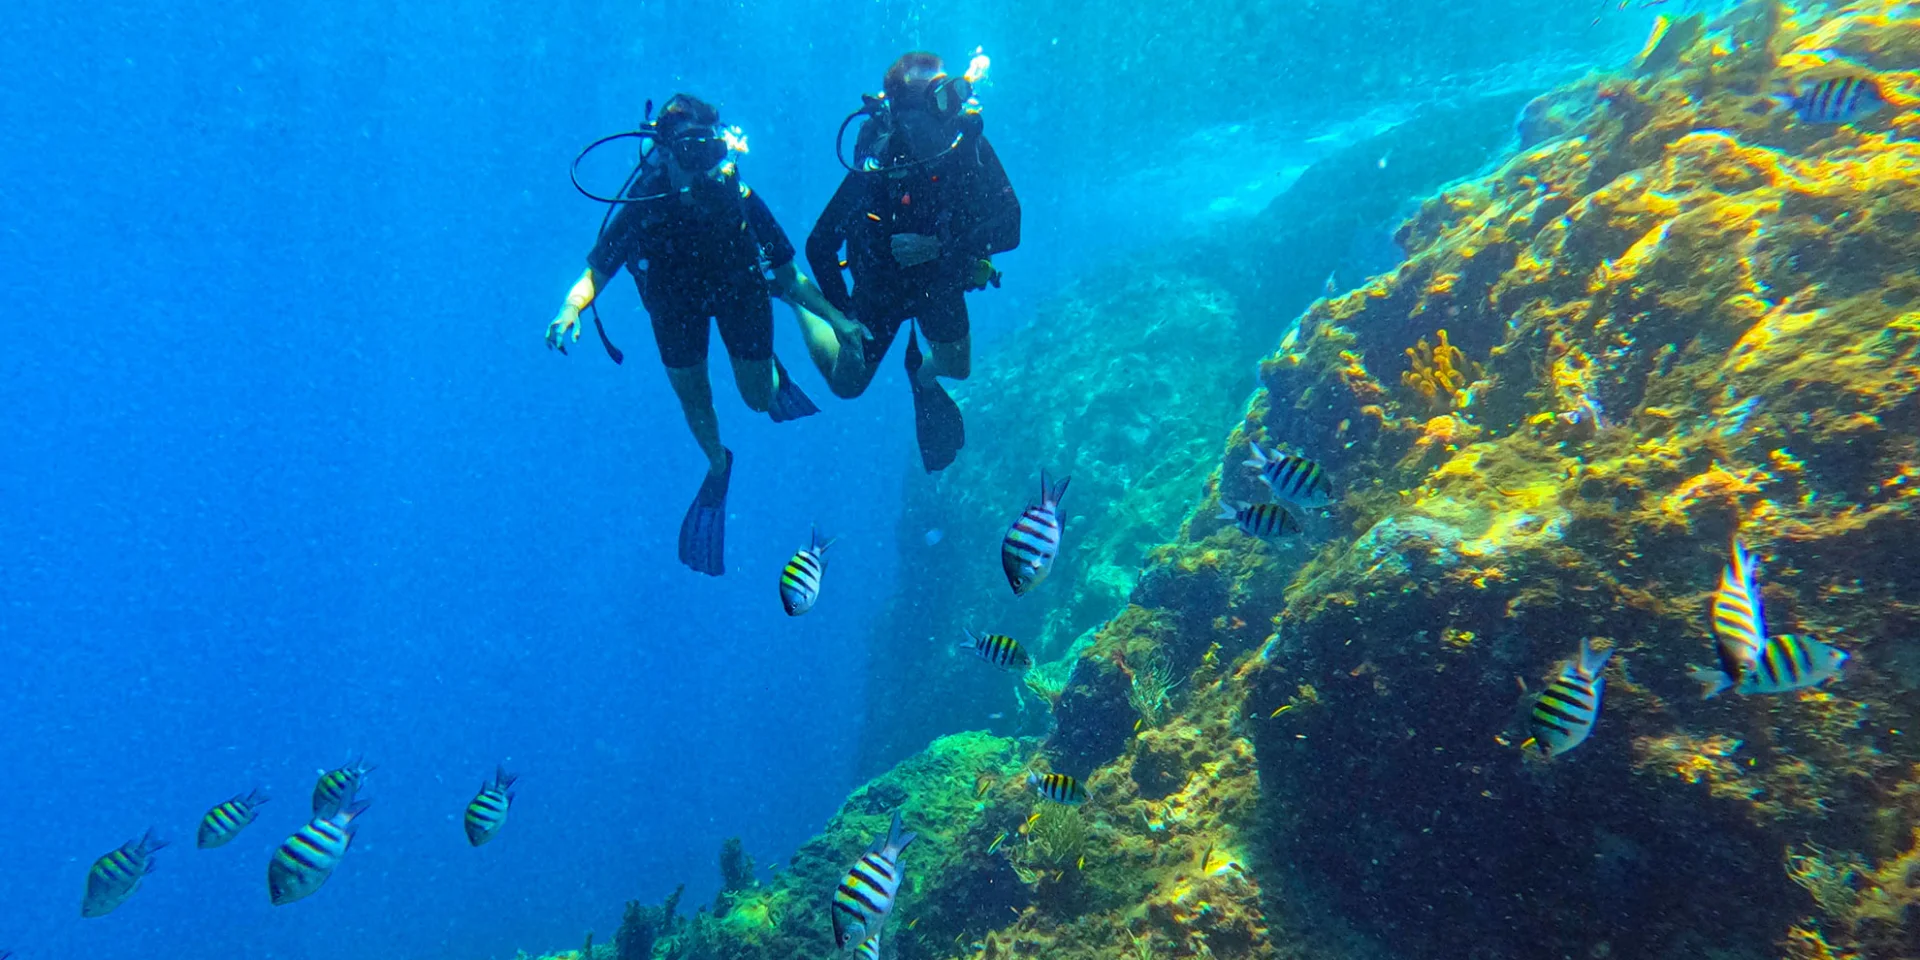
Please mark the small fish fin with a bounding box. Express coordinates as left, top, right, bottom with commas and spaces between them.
1048, 472, 1072, 505
140, 828, 170, 855
340, 798, 373, 822
815, 530, 839, 554
246, 788, 272, 806
1689, 666, 1734, 699
1217, 502, 1240, 521
1579, 638, 1615, 677
1243, 442, 1269, 469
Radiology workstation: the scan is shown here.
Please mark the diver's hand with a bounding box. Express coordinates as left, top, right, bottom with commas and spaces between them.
831, 313, 874, 344
891, 233, 941, 268
546, 306, 582, 353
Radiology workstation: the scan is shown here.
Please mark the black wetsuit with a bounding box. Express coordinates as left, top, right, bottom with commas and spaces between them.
589, 169, 797, 370
805, 133, 1020, 366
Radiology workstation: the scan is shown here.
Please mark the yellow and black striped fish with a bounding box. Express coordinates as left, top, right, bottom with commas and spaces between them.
1027, 771, 1088, 805
855, 933, 883, 960
198, 788, 270, 849
269, 799, 371, 906
1245, 443, 1334, 509
82, 829, 167, 917
1695, 633, 1848, 698
1709, 538, 1765, 687
781, 527, 837, 616
1525, 639, 1614, 758
958, 629, 1033, 672
464, 766, 518, 847
1002, 470, 1070, 596
311, 757, 372, 818
1217, 500, 1300, 539
831, 811, 917, 949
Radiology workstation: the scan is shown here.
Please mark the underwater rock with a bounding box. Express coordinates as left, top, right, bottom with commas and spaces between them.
857, 86, 1541, 779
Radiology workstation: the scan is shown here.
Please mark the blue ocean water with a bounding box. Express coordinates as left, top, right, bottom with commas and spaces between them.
0, 1, 1654, 957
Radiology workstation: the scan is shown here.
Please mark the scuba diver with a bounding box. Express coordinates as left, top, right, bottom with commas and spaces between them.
801, 51, 1022, 473
545, 93, 857, 577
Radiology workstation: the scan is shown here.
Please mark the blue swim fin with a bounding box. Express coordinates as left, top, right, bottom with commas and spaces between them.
905, 333, 963, 473
768, 360, 820, 423
678, 449, 732, 576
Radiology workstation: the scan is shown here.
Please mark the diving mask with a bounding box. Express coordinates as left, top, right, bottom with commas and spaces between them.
666, 128, 730, 172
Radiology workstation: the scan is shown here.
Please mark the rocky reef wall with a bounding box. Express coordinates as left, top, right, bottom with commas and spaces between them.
855, 88, 1538, 778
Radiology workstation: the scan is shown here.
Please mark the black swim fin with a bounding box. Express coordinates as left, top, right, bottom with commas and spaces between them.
678, 449, 732, 576
905, 334, 964, 473
768, 360, 820, 423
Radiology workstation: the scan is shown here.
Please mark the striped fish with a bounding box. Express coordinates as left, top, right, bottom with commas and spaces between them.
1694, 634, 1848, 698
831, 811, 917, 949
81, 829, 167, 917
1710, 538, 1766, 686
464, 767, 518, 847
1777, 75, 1885, 124
1217, 501, 1300, 539
855, 933, 883, 960
781, 527, 836, 616
959, 630, 1033, 672
1245, 443, 1334, 510
269, 799, 371, 906
1027, 771, 1087, 805
197, 788, 270, 849
312, 757, 372, 818
1001, 471, 1071, 596
1525, 639, 1614, 758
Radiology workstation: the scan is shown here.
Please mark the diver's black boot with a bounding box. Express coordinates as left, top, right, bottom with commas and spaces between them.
678, 449, 732, 576
768, 360, 820, 423
905, 335, 964, 473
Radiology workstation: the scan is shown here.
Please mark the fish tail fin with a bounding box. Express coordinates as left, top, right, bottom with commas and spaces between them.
1579, 638, 1615, 677
341, 798, 373, 823
888, 810, 918, 856
1244, 442, 1268, 469
247, 787, 272, 806
1217, 501, 1240, 521
1048, 472, 1071, 505
1689, 666, 1734, 699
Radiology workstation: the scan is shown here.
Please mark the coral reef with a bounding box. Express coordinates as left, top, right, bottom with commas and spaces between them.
525, 4, 1920, 960
857, 87, 1546, 777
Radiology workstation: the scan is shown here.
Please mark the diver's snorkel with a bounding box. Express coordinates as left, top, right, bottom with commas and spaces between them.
835, 49, 991, 175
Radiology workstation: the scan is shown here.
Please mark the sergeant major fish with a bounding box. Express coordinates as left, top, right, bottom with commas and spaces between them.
312, 757, 372, 818
1524, 638, 1614, 758
1710, 538, 1766, 686
1027, 771, 1088, 805
269, 799, 371, 906
464, 767, 518, 847
1217, 501, 1301, 539
832, 811, 917, 949
1693, 633, 1848, 698
781, 527, 837, 616
1002, 470, 1070, 596
197, 788, 270, 849
1245, 443, 1333, 510
959, 630, 1033, 672
82, 829, 167, 917
1776, 74, 1886, 124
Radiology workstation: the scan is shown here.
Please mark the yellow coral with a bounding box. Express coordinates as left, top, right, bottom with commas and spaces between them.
1401, 329, 1483, 413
